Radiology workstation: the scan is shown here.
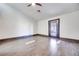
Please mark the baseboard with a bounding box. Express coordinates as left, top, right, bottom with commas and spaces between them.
32, 34, 39, 36
34, 34, 59, 38
60, 37, 78, 40
34, 34, 49, 37
0, 34, 37, 40
60, 37, 79, 43
35, 34, 79, 41
0, 34, 48, 40
0, 34, 78, 42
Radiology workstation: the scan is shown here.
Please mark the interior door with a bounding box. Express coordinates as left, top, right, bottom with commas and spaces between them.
48, 19, 60, 38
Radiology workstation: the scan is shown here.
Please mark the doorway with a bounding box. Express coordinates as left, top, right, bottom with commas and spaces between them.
48, 18, 60, 38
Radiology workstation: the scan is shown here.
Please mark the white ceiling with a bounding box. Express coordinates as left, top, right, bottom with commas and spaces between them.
7, 3, 79, 21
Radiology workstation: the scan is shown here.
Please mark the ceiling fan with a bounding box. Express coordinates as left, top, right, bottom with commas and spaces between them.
27, 3, 42, 12
27, 3, 42, 7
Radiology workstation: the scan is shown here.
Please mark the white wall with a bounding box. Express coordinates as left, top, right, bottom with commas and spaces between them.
0, 4, 79, 40
0, 4, 34, 39
37, 11, 79, 40
33, 21, 38, 34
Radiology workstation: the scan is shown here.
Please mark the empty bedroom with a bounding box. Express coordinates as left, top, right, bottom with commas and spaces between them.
0, 3, 79, 56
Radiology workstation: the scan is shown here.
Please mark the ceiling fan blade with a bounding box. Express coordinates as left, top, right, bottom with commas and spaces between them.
27, 4, 32, 7
35, 3, 42, 6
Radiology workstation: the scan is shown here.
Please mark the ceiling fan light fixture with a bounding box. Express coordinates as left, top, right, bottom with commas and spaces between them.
32, 3, 35, 6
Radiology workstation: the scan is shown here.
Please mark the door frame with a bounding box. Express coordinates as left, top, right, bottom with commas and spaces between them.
48, 18, 60, 38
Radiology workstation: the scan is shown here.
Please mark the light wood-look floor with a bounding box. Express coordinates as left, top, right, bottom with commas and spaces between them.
0, 36, 79, 56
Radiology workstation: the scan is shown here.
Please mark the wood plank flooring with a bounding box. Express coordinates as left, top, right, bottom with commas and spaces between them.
0, 36, 79, 56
